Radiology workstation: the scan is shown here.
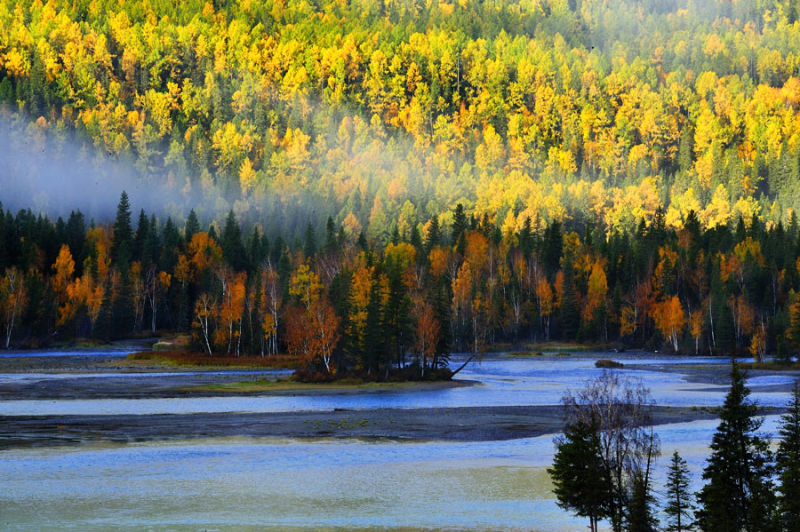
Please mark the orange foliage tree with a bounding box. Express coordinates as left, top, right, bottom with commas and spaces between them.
1, 267, 27, 348
285, 296, 341, 374
52, 245, 76, 327
535, 277, 554, 340
413, 298, 440, 377
214, 268, 248, 356
583, 260, 608, 339
651, 295, 686, 352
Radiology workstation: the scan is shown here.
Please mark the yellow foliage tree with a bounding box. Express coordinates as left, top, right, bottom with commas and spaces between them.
651, 295, 686, 352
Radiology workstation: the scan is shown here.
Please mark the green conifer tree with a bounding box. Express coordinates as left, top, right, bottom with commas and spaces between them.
111, 191, 133, 270
626, 472, 658, 532
303, 222, 316, 259
451, 203, 467, 246
221, 210, 246, 271
184, 209, 200, 241
133, 209, 150, 265
776, 381, 800, 529
325, 216, 337, 253
425, 216, 441, 252
664, 451, 694, 532
548, 418, 610, 532
695, 362, 776, 531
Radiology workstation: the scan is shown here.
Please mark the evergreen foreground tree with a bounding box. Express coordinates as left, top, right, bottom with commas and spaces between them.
626, 427, 659, 532
776, 381, 800, 528
664, 451, 694, 532
548, 418, 609, 532
626, 472, 658, 532
695, 362, 776, 531
551, 372, 659, 532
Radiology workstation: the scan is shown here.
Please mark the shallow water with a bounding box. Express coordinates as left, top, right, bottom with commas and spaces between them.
0, 353, 792, 416
0, 369, 290, 383
0, 436, 571, 531
1, 416, 783, 531
0, 348, 137, 358
1, 350, 793, 530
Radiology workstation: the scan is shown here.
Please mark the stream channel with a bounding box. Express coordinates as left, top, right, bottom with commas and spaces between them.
1, 349, 796, 530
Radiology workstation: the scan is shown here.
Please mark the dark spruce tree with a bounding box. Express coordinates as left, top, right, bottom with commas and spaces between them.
247, 226, 267, 269
664, 451, 694, 532
64, 210, 86, 271
424, 215, 441, 252
383, 259, 411, 375
409, 224, 422, 253
626, 424, 659, 532
324, 216, 337, 253
626, 472, 658, 532
548, 418, 609, 532
184, 209, 200, 241
695, 362, 776, 531
362, 269, 384, 377
303, 222, 317, 259
541, 220, 563, 278
133, 209, 150, 264
451, 203, 467, 246
112, 275, 135, 337
558, 258, 580, 340
518, 216, 534, 257
111, 191, 133, 270
776, 381, 800, 529
221, 210, 247, 271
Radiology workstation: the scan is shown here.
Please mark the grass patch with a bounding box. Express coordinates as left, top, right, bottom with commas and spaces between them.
126, 350, 301, 369
499, 349, 580, 358
488, 342, 592, 356
740, 361, 800, 371
57, 338, 112, 348
194, 377, 454, 393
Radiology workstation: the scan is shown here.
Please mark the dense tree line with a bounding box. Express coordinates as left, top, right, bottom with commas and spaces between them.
2, 0, 800, 239
3, 194, 800, 375
551, 365, 800, 532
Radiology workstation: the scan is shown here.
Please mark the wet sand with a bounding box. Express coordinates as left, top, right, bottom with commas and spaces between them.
0, 404, 724, 449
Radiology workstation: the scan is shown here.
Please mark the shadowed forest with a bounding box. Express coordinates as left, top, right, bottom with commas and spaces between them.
2, 193, 800, 377
3, 0, 800, 374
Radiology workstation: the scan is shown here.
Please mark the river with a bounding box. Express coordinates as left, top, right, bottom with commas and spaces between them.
0, 350, 795, 530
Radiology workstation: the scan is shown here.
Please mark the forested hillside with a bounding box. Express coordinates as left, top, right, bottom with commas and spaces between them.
2, 0, 800, 238
2, 193, 800, 369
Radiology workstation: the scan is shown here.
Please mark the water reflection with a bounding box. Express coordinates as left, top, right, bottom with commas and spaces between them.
2, 352, 794, 530
0, 435, 594, 531
0, 353, 792, 416
1, 416, 784, 531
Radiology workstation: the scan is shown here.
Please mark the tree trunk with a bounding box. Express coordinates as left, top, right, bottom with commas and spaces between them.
451, 354, 474, 377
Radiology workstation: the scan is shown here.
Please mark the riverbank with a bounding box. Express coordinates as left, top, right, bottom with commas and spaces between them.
125, 350, 301, 370
193, 378, 471, 394
0, 404, 729, 450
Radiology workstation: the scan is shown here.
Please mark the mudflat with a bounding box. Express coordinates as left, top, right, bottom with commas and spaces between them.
0, 404, 722, 449
0, 349, 782, 450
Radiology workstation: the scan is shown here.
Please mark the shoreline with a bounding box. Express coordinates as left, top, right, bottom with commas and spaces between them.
0, 404, 729, 450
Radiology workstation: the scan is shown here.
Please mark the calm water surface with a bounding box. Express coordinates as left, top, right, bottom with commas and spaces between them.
0, 351, 793, 530
0, 352, 793, 415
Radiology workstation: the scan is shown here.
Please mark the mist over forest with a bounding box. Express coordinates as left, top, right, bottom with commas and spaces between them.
6, 3, 800, 531
1, 0, 800, 241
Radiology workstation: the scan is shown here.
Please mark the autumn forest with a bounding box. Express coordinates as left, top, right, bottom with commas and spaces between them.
3, 0, 800, 372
